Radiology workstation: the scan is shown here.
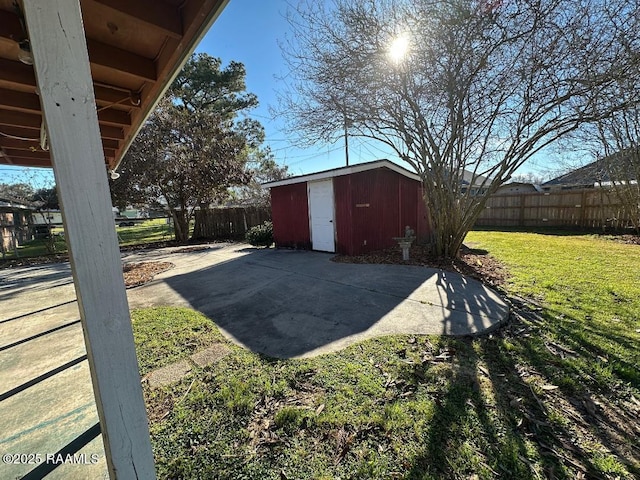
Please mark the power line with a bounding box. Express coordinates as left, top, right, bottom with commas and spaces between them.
284, 146, 344, 166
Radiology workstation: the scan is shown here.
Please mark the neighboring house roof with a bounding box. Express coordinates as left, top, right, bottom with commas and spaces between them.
0, 197, 34, 210
494, 182, 542, 194
262, 159, 422, 188
460, 169, 492, 187
543, 151, 639, 188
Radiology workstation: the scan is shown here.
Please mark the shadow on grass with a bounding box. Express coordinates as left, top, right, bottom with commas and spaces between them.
402, 297, 640, 479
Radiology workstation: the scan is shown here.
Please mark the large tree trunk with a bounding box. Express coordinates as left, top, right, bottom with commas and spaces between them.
423, 187, 491, 259
171, 209, 190, 244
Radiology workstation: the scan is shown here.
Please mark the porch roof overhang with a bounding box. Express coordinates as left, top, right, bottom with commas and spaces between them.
0, 0, 229, 171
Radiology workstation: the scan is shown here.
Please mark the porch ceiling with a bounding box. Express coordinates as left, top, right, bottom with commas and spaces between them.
0, 0, 229, 170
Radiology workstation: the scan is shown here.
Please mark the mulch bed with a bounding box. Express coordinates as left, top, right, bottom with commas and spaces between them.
169, 246, 211, 254
611, 234, 640, 245
332, 243, 509, 289
123, 262, 174, 288
0, 253, 70, 269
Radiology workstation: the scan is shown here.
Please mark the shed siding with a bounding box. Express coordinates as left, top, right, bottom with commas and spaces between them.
270, 183, 311, 249
399, 175, 418, 236
333, 176, 352, 254
335, 169, 410, 255
399, 176, 430, 239
270, 166, 430, 255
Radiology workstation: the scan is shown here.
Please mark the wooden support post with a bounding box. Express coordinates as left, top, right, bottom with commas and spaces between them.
22, 1, 156, 478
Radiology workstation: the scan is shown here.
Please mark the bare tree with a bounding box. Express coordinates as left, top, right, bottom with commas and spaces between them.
592, 100, 640, 232
279, 0, 640, 257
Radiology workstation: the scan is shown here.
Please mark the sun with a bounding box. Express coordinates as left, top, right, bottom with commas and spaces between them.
388, 34, 410, 63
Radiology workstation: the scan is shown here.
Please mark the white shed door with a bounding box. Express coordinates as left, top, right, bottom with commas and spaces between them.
308, 180, 335, 252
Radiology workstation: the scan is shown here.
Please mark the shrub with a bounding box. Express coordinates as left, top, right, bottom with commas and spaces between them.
246, 221, 273, 247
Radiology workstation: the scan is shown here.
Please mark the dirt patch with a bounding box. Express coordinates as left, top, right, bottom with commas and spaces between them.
123, 261, 174, 288
607, 234, 640, 245
332, 244, 509, 288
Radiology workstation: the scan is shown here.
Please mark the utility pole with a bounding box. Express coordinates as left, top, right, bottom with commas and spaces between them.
343, 108, 349, 166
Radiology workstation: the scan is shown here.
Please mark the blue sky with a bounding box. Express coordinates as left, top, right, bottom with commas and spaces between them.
199, 0, 569, 179
0, 0, 561, 186
0, 0, 380, 186
198, 0, 396, 176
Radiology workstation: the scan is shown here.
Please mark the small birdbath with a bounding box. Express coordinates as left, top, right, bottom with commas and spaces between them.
393, 226, 416, 261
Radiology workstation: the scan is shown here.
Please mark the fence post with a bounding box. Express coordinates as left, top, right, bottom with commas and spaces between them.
579, 190, 587, 228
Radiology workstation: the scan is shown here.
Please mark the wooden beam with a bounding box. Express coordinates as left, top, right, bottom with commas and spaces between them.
0, 7, 23, 42
0, 88, 131, 126
2, 148, 49, 159
0, 137, 40, 150
102, 138, 119, 150
94, 85, 141, 109
23, 1, 156, 478
97, 109, 131, 126
0, 9, 157, 82
0, 125, 40, 140
99, 124, 125, 140
1, 111, 127, 140
0, 156, 50, 167
0, 59, 143, 108
0, 58, 36, 87
0, 88, 42, 112
87, 39, 157, 82
0, 109, 129, 137
93, 0, 183, 39
0, 108, 41, 129
2, 145, 115, 161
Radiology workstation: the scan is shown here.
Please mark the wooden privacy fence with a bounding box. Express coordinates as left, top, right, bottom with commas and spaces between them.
475, 188, 638, 229
192, 206, 271, 240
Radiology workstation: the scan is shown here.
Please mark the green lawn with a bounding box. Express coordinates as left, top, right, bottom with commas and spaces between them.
116, 218, 175, 246
134, 231, 640, 479
1, 218, 174, 260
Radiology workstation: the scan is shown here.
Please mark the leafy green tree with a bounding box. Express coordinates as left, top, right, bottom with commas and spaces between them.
31, 186, 59, 210
111, 53, 263, 243
238, 151, 289, 206
0, 183, 34, 202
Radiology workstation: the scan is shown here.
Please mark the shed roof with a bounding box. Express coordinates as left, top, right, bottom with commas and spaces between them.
0, 0, 229, 171
262, 159, 422, 188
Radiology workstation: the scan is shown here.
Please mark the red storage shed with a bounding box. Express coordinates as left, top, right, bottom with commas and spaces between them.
263, 160, 430, 255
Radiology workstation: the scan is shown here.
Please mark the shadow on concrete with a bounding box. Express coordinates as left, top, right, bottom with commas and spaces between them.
162, 249, 507, 358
